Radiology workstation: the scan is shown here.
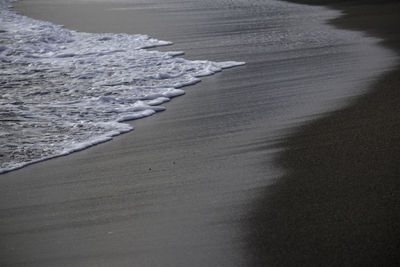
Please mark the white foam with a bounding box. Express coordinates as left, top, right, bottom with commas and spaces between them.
0, 0, 245, 174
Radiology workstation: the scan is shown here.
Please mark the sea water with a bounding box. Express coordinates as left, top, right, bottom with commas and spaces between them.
0, 0, 244, 173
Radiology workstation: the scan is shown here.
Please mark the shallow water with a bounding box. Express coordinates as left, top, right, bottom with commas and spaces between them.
0, 0, 243, 173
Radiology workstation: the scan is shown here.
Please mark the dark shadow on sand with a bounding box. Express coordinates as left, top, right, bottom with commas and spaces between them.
246, 1, 400, 266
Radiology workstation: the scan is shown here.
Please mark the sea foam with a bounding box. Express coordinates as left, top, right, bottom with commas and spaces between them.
0, 0, 244, 173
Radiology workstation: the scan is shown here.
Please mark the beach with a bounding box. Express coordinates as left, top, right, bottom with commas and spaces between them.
1, 0, 399, 266
248, 1, 400, 266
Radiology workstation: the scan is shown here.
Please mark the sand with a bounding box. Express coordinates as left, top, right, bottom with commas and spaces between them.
0, 0, 399, 266
247, 1, 400, 266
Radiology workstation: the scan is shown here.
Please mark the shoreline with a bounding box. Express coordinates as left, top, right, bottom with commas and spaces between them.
1, 0, 399, 266
247, 1, 400, 265
0, 0, 243, 174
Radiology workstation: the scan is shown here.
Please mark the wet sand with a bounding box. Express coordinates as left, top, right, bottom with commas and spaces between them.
1, 0, 399, 266
248, 1, 400, 266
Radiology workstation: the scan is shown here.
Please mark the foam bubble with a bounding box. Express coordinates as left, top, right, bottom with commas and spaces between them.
0, 0, 244, 173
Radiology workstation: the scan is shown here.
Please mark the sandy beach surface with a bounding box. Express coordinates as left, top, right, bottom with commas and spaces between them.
248, 1, 400, 266
1, 0, 399, 266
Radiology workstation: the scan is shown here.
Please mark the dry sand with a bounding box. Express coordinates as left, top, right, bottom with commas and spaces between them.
247, 1, 400, 266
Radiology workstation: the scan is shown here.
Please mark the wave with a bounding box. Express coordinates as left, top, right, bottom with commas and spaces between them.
0, 0, 244, 173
